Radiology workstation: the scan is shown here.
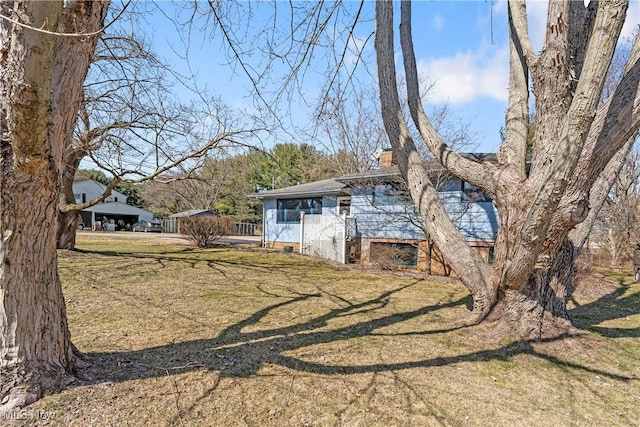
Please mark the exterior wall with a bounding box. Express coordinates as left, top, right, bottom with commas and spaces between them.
438, 191, 497, 243
350, 187, 425, 240
262, 198, 301, 245
262, 196, 339, 247
360, 238, 492, 276
350, 179, 498, 243
350, 178, 498, 274
73, 180, 127, 204
301, 212, 346, 263
264, 241, 300, 252
259, 177, 499, 275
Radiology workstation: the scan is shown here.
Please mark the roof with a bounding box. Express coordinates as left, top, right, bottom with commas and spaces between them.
335, 166, 402, 184
81, 202, 152, 216
169, 209, 217, 218
250, 153, 499, 199
250, 177, 349, 199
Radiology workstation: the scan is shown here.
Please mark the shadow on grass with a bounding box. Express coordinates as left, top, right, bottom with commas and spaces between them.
570, 282, 640, 338
72, 247, 329, 278
84, 281, 637, 394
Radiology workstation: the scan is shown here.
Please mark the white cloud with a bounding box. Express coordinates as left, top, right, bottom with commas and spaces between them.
417, 45, 509, 105
432, 14, 445, 31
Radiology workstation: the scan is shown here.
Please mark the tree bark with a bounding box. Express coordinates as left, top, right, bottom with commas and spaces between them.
375, 1, 637, 338
0, 0, 108, 412
0, 158, 74, 411
489, 240, 577, 339
57, 144, 85, 250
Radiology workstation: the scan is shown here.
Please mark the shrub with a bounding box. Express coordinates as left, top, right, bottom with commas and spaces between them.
180, 216, 234, 248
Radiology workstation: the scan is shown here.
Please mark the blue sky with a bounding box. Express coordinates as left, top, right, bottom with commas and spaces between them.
144, 1, 640, 154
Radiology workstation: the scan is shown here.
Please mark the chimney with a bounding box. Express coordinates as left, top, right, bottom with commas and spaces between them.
379, 149, 396, 168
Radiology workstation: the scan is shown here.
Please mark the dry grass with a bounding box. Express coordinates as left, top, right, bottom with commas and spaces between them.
12, 234, 640, 426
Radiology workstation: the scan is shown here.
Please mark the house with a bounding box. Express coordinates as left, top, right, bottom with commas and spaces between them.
73, 180, 154, 230
163, 209, 218, 233
251, 151, 498, 274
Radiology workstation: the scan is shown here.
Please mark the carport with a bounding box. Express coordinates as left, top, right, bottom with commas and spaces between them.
79, 202, 154, 230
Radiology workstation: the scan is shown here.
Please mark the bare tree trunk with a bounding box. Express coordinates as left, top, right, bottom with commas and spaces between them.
57, 145, 85, 250
489, 240, 577, 339
374, 1, 638, 339
57, 211, 81, 250
0, 0, 108, 412
0, 158, 75, 411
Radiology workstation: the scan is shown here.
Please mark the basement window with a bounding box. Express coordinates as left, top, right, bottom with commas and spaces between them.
370, 242, 418, 267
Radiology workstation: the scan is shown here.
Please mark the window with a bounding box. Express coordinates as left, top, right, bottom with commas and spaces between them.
337, 197, 351, 216
276, 198, 322, 223
370, 242, 418, 266
372, 183, 411, 205
462, 182, 492, 202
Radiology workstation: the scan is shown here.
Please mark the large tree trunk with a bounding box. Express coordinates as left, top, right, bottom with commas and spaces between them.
375, 1, 639, 339
489, 240, 577, 339
0, 0, 108, 412
57, 211, 81, 250
0, 158, 75, 411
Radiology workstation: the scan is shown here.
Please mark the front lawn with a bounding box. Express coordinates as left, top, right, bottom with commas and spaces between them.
19, 234, 640, 426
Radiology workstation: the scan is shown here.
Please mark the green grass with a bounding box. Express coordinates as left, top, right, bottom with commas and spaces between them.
14, 234, 640, 426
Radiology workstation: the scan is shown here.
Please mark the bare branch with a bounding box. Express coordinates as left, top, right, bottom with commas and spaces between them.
399, 0, 499, 196
506, 0, 538, 71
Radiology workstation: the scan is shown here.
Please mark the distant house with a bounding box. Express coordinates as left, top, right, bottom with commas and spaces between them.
163, 209, 217, 233
73, 180, 154, 231
251, 151, 498, 274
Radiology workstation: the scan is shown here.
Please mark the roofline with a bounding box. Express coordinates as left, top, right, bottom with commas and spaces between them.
250, 188, 349, 199
335, 170, 401, 183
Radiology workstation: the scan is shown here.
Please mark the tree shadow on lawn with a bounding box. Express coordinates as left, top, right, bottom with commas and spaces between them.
71, 247, 308, 281
82, 282, 637, 392
570, 283, 640, 338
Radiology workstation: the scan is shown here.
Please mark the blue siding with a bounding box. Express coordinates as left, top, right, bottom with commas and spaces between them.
350, 188, 424, 240
263, 199, 298, 243
350, 181, 497, 243
261, 179, 498, 244
438, 191, 498, 242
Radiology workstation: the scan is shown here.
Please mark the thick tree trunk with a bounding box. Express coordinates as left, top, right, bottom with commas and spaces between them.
0, 0, 108, 412
490, 240, 577, 339
1, 158, 75, 412
375, 1, 637, 340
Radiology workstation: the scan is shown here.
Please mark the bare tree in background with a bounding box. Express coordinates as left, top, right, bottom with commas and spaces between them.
313, 83, 387, 174
57, 3, 263, 249
591, 144, 640, 264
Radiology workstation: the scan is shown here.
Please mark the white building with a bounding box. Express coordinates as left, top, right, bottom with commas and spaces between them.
73, 180, 154, 230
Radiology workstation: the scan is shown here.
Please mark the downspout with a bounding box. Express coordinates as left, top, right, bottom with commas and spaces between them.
299, 211, 305, 254
261, 202, 266, 247
341, 212, 347, 264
